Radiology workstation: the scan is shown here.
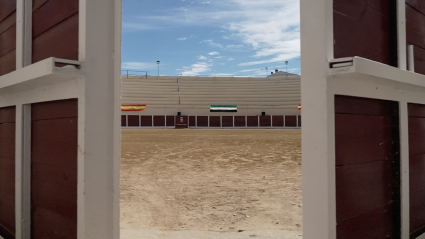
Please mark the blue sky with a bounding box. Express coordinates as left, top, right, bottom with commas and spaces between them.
122, 0, 300, 76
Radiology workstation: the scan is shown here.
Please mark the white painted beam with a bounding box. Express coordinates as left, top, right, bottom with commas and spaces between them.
399, 102, 410, 239
397, 0, 407, 70
301, 0, 336, 238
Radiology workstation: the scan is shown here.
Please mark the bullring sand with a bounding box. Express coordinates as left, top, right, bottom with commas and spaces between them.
120, 129, 302, 238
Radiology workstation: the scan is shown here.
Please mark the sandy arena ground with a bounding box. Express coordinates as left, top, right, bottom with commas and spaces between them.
120, 129, 302, 238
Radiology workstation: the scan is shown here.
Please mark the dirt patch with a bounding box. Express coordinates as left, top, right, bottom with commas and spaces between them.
120, 129, 302, 235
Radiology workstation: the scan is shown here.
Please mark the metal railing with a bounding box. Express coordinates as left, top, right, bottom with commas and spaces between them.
121, 70, 149, 78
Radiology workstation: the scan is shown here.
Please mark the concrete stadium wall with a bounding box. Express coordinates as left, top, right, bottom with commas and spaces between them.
121, 75, 301, 117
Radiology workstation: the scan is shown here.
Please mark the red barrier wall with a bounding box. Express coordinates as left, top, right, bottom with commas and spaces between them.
234, 116, 246, 127
32, 0, 79, 63
0, 0, 16, 76
189, 116, 196, 127
197, 116, 208, 127
127, 115, 139, 127
140, 116, 152, 127
272, 116, 283, 127
333, 0, 398, 67
408, 103, 425, 238
259, 116, 271, 127
166, 116, 175, 127
209, 116, 220, 127
121, 115, 127, 127
222, 116, 233, 127
285, 116, 297, 127
247, 116, 258, 127
153, 116, 165, 127
335, 95, 400, 239
31, 99, 77, 239
0, 106, 16, 239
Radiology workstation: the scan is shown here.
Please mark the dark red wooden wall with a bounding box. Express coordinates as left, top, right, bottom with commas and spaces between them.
408, 103, 425, 238
335, 95, 400, 239
121, 115, 302, 128
31, 99, 77, 239
333, 0, 398, 67
0, 0, 16, 76
0, 106, 16, 239
32, 0, 79, 63
406, 0, 425, 75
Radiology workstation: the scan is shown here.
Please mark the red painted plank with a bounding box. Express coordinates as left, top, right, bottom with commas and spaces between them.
32, 0, 49, 11
31, 99, 78, 121
335, 95, 398, 116
334, 0, 391, 20
334, 0, 396, 65
0, 106, 15, 123
222, 116, 233, 127
406, 0, 425, 15
0, 23, 16, 57
409, 103, 425, 118
272, 116, 283, 127
0, 0, 15, 22
0, 158, 14, 196
32, 0, 78, 37
31, 207, 77, 239
0, 123, 15, 160
127, 115, 139, 127
0, 11, 16, 35
31, 164, 77, 219
0, 198, 15, 239
121, 115, 127, 127
0, 107, 15, 239
406, 4, 425, 50
31, 99, 77, 239
189, 116, 196, 127
259, 115, 271, 127
166, 116, 175, 127
336, 160, 394, 222
408, 117, 425, 156
247, 116, 258, 127
335, 114, 395, 166
196, 116, 208, 127
31, 118, 77, 170
0, 49, 16, 76
140, 116, 152, 127
153, 116, 165, 127
337, 203, 397, 239
285, 116, 297, 127
410, 189, 425, 234
234, 116, 246, 127
410, 154, 425, 194
32, 13, 78, 63
209, 116, 220, 127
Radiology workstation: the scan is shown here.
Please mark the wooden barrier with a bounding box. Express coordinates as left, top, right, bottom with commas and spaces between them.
121, 115, 302, 128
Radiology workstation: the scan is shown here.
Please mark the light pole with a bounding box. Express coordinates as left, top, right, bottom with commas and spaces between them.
285, 61, 288, 77
157, 60, 160, 76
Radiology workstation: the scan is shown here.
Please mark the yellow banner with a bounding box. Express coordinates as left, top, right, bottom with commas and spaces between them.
121, 104, 146, 111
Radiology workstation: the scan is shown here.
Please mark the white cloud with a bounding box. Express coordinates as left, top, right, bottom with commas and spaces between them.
228, 57, 235, 61
122, 62, 156, 70
208, 52, 220, 56
177, 37, 187, 40
200, 40, 223, 48
181, 62, 212, 76
198, 55, 207, 60
126, 0, 301, 71
215, 56, 224, 59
